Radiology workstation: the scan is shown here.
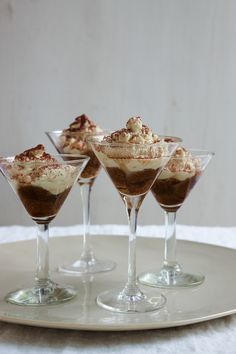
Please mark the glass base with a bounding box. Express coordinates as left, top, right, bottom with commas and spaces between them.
58, 258, 116, 275
96, 286, 166, 313
5, 280, 77, 306
138, 265, 205, 289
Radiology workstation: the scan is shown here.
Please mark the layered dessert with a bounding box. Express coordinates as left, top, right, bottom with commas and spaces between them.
151, 147, 201, 212
91, 117, 170, 196
58, 114, 102, 182
6, 145, 78, 220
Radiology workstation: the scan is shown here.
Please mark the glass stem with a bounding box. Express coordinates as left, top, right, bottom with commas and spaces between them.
123, 196, 142, 296
80, 182, 94, 261
35, 223, 50, 287
164, 211, 180, 269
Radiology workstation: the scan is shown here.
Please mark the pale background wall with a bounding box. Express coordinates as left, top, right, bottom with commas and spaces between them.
0, 0, 234, 226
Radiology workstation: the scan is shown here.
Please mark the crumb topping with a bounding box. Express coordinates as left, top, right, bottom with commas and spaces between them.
166, 147, 200, 172
103, 117, 159, 144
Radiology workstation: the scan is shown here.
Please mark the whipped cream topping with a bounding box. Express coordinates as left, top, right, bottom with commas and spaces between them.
8, 145, 78, 195
95, 149, 166, 172
92, 117, 172, 172
60, 114, 102, 153
66, 114, 102, 134
94, 117, 170, 162
159, 147, 200, 181
104, 117, 159, 144
15, 144, 55, 163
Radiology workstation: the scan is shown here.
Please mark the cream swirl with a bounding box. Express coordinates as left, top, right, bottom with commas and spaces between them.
15, 144, 55, 163
159, 147, 200, 181
59, 114, 102, 153
8, 145, 78, 195
93, 117, 171, 170
66, 114, 102, 134
104, 117, 159, 144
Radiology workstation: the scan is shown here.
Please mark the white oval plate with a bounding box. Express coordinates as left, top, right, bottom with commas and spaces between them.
0, 235, 235, 331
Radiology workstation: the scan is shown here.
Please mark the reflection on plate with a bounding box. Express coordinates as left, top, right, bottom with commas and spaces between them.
0, 235, 235, 331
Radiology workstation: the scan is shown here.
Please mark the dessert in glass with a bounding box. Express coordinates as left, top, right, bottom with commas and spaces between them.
0, 144, 89, 306
46, 114, 115, 274
89, 117, 179, 313
138, 147, 214, 288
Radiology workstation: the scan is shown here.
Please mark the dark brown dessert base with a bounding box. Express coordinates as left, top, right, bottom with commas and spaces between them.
57, 147, 100, 182
151, 173, 200, 212
106, 167, 160, 196
17, 185, 71, 220
80, 150, 101, 180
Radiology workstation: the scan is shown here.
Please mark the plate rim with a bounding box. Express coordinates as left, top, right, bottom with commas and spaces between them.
0, 235, 235, 331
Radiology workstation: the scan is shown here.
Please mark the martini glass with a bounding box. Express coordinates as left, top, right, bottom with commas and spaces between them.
0, 154, 89, 306
46, 130, 116, 274
138, 149, 214, 288
89, 133, 179, 313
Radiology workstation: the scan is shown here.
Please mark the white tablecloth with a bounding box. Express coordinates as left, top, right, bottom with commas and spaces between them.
0, 224, 236, 354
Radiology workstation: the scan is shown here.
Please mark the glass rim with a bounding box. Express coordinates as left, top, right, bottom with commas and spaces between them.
169, 149, 215, 159
46, 131, 182, 145
0, 154, 90, 166
46, 130, 104, 137
87, 134, 182, 147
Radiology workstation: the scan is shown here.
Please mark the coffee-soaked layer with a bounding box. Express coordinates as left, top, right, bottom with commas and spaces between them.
151, 173, 200, 212
80, 150, 101, 180
106, 167, 160, 196
17, 185, 71, 219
